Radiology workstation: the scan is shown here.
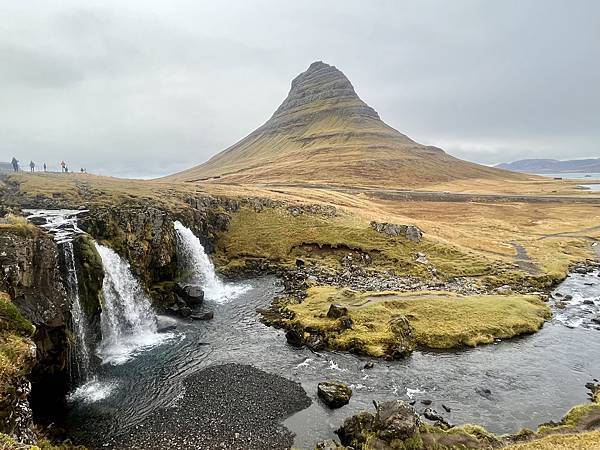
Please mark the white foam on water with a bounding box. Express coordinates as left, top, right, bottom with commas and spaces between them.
295, 358, 313, 368
327, 360, 347, 372
174, 221, 250, 304
68, 378, 118, 403
24, 209, 87, 243
406, 387, 425, 399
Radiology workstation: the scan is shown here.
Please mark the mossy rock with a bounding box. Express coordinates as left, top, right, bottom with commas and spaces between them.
73, 235, 104, 321
0, 293, 35, 337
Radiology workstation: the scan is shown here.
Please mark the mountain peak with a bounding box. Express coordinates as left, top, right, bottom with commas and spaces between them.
272, 61, 379, 120
166, 61, 526, 188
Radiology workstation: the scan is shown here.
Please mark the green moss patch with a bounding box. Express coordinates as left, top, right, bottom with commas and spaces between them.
286, 286, 551, 357
0, 293, 35, 337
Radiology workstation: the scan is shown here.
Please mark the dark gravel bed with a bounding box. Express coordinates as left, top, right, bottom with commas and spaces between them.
100, 363, 312, 450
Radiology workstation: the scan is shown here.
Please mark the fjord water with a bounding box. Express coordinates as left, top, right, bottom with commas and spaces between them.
67, 267, 600, 448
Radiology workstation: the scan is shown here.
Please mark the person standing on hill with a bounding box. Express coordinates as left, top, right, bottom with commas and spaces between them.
60, 160, 66, 172
29, 161, 35, 172
11, 157, 18, 172
43, 163, 47, 172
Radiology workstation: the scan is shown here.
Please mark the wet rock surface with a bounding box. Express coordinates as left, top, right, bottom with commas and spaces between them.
317, 381, 352, 409
0, 226, 73, 423
100, 364, 311, 450
336, 400, 420, 448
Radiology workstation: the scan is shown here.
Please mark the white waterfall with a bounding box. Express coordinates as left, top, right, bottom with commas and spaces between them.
63, 241, 91, 382
95, 243, 168, 365
174, 221, 249, 303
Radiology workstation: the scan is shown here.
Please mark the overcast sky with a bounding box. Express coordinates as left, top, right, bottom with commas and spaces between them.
1, 0, 599, 178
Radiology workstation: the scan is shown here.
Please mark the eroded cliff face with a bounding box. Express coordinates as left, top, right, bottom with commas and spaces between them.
0, 291, 37, 444
0, 226, 71, 435
77, 197, 235, 306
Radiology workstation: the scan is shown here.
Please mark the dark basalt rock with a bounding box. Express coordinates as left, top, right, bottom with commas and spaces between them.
337, 400, 421, 448
338, 316, 353, 330
179, 307, 192, 318
318, 381, 352, 409
175, 284, 204, 305
0, 227, 74, 437
375, 400, 421, 442
190, 311, 214, 321
305, 334, 325, 351
336, 411, 376, 448
423, 408, 445, 423
285, 327, 305, 348
327, 303, 348, 319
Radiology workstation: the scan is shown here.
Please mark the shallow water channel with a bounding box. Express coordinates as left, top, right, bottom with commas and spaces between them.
67, 272, 600, 449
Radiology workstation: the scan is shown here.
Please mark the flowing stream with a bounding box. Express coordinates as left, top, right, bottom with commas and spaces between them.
23, 211, 600, 448
65, 245, 600, 449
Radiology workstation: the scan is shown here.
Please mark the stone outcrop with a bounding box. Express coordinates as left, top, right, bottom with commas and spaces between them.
78, 199, 233, 307
336, 400, 421, 448
0, 226, 71, 438
370, 221, 423, 242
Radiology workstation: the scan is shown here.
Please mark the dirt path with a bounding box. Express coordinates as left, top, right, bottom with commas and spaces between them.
260, 183, 600, 204
510, 242, 540, 275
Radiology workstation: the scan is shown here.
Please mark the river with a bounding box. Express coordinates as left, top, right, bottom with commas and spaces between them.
65, 271, 600, 448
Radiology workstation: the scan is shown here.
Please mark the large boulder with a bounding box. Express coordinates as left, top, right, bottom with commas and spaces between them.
176, 284, 205, 305
387, 316, 416, 358
285, 327, 306, 347
318, 381, 352, 408
375, 400, 421, 441
327, 303, 348, 319
336, 411, 376, 447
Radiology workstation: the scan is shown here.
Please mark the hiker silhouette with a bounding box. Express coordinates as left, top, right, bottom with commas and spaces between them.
11, 157, 18, 172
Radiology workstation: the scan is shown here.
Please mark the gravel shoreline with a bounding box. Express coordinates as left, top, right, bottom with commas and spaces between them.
100, 364, 311, 450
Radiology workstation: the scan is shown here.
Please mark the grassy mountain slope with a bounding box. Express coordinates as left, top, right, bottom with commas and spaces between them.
166, 61, 532, 188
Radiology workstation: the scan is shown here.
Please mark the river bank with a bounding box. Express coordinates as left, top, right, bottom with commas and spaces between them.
60, 271, 600, 449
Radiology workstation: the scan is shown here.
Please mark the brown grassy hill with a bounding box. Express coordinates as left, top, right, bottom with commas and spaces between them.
166, 61, 532, 188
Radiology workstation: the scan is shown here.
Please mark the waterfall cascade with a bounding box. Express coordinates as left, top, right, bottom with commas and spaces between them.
25, 210, 92, 383
174, 221, 248, 303
94, 243, 167, 365
63, 241, 91, 382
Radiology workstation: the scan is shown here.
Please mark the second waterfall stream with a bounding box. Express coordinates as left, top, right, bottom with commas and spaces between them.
174, 221, 249, 303
94, 243, 170, 365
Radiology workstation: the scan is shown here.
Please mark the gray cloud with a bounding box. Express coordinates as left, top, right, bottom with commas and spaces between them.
1, 0, 598, 177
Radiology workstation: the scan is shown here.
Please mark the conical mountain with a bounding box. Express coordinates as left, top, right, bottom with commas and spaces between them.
167, 61, 527, 187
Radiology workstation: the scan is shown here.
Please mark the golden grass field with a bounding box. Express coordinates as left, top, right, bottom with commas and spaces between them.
5, 172, 600, 285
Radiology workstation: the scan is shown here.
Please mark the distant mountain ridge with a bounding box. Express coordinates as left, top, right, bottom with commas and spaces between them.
167, 61, 531, 187
496, 158, 600, 174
